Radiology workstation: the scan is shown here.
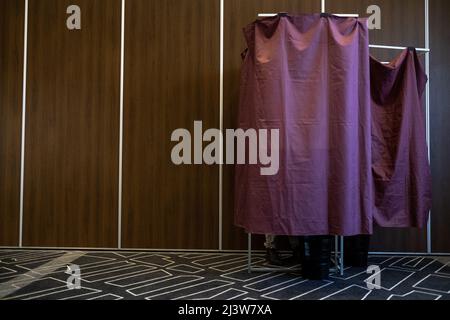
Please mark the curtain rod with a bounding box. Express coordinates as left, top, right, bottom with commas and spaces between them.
258, 13, 359, 18
369, 44, 430, 52
257, 14, 431, 53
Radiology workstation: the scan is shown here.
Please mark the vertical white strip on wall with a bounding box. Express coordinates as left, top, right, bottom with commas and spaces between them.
321, 0, 326, 13
118, 0, 126, 249
218, 0, 224, 251
19, 0, 29, 247
425, 0, 432, 254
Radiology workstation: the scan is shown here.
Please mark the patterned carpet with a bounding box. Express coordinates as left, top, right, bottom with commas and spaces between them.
0, 250, 449, 300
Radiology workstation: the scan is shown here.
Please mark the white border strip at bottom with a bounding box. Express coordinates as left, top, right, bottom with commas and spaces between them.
0, 246, 449, 256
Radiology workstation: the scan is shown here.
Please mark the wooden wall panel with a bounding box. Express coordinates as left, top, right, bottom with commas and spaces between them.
122, 0, 220, 249
223, 0, 320, 250
0, 0, 24, 246
327, 0, 428, 253
430, 0, 450, 253
0, 0, 446, 252
23, 0, 121, 247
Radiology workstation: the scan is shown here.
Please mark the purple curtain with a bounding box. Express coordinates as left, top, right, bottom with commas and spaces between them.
234, 14, 373, 236
370, 49, 432, 228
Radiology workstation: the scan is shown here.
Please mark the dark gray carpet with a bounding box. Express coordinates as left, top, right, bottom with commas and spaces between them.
0, 250, 449, 300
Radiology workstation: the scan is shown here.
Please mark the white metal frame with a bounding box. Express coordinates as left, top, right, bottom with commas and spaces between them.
425, 0, 432, 254
117, 0, 126, 249
258, 13, 359, 18
218, 0, 225, 251
18, 0, 29, 248
369, 44, 429, 52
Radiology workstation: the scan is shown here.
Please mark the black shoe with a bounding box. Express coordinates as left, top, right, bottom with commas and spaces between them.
283, 250, 303, 266
302, 236, 332, 280
295, 236, 306, 263
283, 236, 305, 265
344, 235, 371, 268
266, 249, 284, 266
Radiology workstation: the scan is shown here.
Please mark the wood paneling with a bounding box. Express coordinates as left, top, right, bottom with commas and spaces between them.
122, 0, 220, 249
0, 0, 446, 252
223, 0, 320, 250
430, 0, 450, 253
0, 0, 24, 246
327, 0, 428, 252
23, 0, 121, 247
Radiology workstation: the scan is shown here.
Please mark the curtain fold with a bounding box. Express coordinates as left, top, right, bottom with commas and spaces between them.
370, 49, 432, 228
234, 14, 373, 236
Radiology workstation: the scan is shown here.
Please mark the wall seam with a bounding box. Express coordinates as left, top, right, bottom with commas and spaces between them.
18, 0, 29, 248
425, 0, 432, 254
218, 0, 224, 251
117, 0, 126, 249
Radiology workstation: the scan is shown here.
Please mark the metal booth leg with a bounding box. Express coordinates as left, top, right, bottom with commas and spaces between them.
340, 236, 344, 276
248, 233, 252, 274
333, 235, 345, 276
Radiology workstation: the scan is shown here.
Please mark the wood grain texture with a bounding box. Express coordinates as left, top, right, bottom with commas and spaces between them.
23, 0, 121, 247
0, 0, 24, 246
430, 0, 450, 253
222, 0, 320, 250
122, 0, 220, 249
1, 0, 446, 252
